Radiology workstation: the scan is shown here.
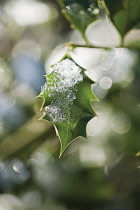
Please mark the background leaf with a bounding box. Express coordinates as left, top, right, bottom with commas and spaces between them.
58, 0, 100, 41
105, 0, 140, 37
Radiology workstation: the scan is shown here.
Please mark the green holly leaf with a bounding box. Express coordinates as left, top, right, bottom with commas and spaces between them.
58, 0, 100, 40
105, 0, 140, 37
38, 57, 98, 156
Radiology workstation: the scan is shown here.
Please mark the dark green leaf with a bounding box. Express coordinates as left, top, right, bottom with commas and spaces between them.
58, 0, 100, 40
38, 57, 97, 156
105, 0, 140, 36
113, 10, 128, 37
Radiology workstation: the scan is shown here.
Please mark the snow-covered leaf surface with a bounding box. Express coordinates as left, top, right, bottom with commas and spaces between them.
38, 58, 97, 155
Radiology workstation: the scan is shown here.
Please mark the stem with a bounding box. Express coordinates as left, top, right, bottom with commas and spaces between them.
120, 37, 124, 47
65, 42, 139, 51
65, 42, 112, 50
57, 0, 65, 8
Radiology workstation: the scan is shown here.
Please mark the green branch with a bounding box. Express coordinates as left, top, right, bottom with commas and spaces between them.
65, 42, 139, 51
65, 42, 114, 50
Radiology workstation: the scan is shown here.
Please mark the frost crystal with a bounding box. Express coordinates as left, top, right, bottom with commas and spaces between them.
45, 105, 66, 122
41, 82, 47, 91
53, 58, 83, 91
42, 59, 84, 123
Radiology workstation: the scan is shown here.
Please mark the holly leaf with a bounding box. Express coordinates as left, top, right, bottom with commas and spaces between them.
38, 58, 98, 156
105, 0, 140, 37
58, 0, 100, 40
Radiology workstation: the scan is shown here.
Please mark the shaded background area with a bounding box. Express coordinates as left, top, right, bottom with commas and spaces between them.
0, 0, 140, 209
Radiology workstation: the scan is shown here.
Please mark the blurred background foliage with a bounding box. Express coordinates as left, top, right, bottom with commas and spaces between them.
0, 0, 140, 209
